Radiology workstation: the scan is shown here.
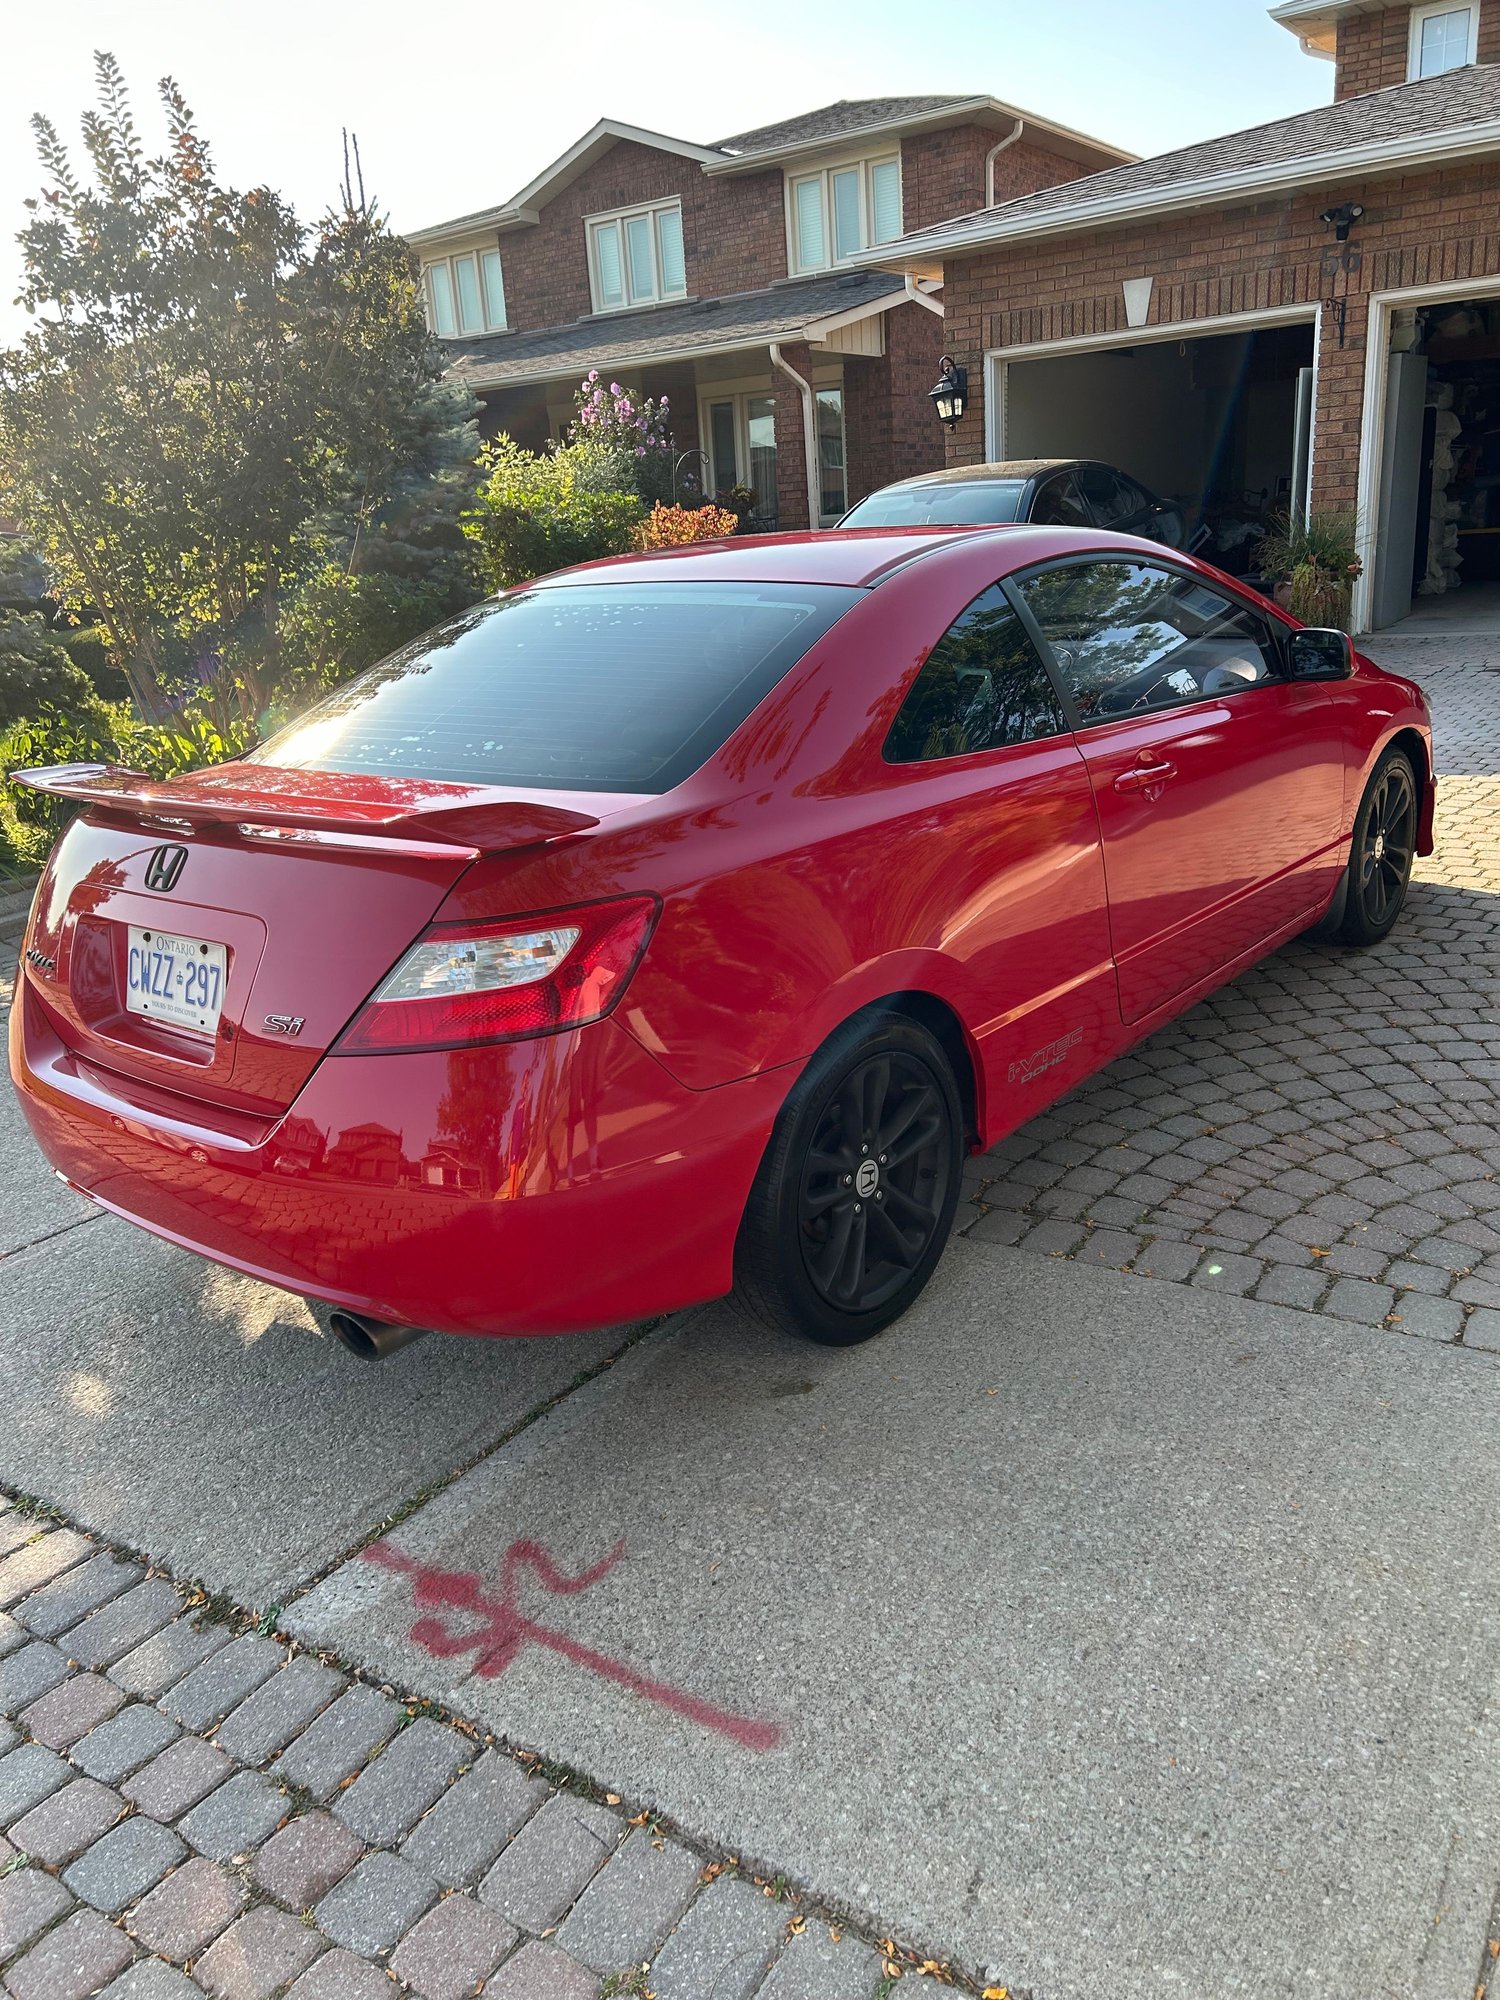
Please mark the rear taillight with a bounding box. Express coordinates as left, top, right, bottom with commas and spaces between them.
334, 895, 657, 1054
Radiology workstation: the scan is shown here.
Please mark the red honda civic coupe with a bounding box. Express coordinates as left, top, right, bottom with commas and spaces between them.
10, 527, 1433, 1354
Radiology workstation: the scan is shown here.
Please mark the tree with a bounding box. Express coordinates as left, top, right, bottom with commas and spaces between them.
0, 54, 470, 723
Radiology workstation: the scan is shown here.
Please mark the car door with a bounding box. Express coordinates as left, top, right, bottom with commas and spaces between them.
1009, 556, 1346, 1024
879, 580, 1119, 1123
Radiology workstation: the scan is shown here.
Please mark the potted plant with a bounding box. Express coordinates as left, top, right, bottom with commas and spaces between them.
1256, 510, 1363, 630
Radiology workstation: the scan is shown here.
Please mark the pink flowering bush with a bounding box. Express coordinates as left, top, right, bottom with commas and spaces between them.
569, 371, 675, 504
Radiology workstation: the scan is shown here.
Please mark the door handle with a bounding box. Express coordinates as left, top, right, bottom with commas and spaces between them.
1113, 759, 1177, 793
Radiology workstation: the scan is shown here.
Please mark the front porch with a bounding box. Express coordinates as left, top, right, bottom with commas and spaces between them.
440, 270, 946, 532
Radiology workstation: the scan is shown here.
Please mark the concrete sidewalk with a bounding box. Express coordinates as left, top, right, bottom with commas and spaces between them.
287, 1242, 1500, 2000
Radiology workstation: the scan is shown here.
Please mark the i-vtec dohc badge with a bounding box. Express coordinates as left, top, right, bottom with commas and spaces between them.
25, 945, 56, 977
263, 1014, 306, 1038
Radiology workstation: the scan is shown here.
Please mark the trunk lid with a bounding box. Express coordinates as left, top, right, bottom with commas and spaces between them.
15, 762, 605, 1115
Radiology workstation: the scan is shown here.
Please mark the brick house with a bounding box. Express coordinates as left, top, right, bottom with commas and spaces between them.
884, 0, 1500, 631
407, 99, 1129, 532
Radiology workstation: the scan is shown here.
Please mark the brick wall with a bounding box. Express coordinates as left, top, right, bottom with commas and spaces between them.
456, 122, 1110, 343
936, 156, 1500, 513
493, 142, 788, 334
844, 302, 949, 503
1335, 1, 1500, 98
1334, 7, 1413, 97
898, 129, 1100, 230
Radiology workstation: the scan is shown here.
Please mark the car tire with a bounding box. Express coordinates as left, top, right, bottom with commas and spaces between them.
733, 1010, 963, 1346
1333, 746, 1419, 947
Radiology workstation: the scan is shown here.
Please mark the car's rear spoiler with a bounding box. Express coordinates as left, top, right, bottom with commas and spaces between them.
8, 764, 601, 860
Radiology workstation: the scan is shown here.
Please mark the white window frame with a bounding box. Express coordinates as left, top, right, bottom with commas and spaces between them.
1407, 1, 1478, 79
422, 248, 507, 338
585, 200, 687, 314
785, 153, 902, 276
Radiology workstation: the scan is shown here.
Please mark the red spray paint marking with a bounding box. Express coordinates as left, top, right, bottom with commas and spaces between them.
362, 1537, 782, 1752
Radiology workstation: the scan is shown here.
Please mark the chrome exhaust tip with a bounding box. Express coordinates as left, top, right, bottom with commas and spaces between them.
325, 1311, 432, 1361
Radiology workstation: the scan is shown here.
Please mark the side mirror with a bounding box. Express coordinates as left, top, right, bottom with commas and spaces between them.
1286, 628, 1354, 681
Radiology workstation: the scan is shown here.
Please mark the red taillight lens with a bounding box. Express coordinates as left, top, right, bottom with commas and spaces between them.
333, 895, 658, 1054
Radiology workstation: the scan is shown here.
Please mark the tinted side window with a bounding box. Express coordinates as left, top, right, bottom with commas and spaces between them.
885, 584, 1066, 763
1076, 466, 1136, 526
1016, 561, 1280, 725
1029, 473, 1091, 526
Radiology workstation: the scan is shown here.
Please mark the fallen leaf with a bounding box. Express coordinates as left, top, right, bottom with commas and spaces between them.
786, 1915, 806, 1938
605, 1793, 621, 1806
982, 1989, 1010, 2000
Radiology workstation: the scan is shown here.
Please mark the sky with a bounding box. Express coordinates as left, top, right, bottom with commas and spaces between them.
1, 0, 1331, 343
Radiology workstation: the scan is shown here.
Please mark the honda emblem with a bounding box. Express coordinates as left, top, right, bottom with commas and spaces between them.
144, 844, 188, 893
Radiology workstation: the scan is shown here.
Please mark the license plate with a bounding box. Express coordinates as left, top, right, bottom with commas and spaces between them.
125, 926, 227, 1036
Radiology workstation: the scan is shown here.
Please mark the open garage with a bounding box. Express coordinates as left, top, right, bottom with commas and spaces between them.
1362, 282, 1500, 630
991, 317, 1316, 579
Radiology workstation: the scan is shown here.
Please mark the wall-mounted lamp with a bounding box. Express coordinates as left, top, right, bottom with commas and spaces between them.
1319, 201, 1365, 242
928, 356, 968, 428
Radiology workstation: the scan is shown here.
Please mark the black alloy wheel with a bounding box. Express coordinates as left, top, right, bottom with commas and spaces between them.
734, 1012, 963, 1346
797, 1050, 950, 1313
1337, 748, 1418, 946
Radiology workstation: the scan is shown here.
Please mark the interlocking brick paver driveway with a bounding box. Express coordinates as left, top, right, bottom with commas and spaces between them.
962, 634, 1500, 1350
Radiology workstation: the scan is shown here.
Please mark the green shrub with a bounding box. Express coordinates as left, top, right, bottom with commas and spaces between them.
0, 613, 99, 732
271, 562, 470, 709
3, 694, 254, 869
462, 436, 644, 590
57, 624, 132, 703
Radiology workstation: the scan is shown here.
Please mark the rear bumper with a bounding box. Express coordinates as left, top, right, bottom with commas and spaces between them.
10, 977, 790, 1336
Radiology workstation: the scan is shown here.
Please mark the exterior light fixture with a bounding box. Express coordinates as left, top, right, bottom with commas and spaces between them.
928, 356, 968, 428
1319, 201, 1365, 242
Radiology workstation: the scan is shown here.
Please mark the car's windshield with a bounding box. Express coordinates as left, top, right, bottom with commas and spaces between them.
841, 481, 1028, 528
256, 581, 862, 793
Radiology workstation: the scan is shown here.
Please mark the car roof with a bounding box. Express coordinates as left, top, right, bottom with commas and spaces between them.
525, 523, 1165, 591
873, 459, 1091, 491
529, 525, 1006, 590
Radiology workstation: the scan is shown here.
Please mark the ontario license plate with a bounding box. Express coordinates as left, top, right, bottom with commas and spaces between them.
125, 926, 227, 1036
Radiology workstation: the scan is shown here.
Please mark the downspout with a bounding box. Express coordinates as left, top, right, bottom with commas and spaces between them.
770, 340, 822, 530
984, 116, 1024, 207
903, 274, 945, 317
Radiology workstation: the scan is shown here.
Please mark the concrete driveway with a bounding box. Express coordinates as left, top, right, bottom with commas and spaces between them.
2, 631, 1497, 1997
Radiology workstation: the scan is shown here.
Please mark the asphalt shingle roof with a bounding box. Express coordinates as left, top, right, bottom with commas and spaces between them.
713, 96, 976, 156
897, 64, 1500, 249
442, 269, 905, 388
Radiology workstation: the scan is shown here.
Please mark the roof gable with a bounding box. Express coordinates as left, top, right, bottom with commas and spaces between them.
407, 119, 728, 246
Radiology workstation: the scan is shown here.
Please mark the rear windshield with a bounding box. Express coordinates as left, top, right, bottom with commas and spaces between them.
842, 481, 1027, 528
256, 580, 861, 793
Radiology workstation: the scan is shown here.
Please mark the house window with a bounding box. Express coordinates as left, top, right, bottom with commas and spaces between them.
816, 388, 847, 522
788, 156, 902, 273
703, 393, 779, 530
586, 201, 687, 313
1408, 3, 1477, 78
423, 250, 506, 338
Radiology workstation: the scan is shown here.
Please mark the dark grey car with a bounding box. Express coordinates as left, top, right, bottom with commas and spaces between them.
839, 457, 1197, 550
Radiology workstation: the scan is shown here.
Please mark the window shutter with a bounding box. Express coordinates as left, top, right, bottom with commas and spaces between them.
657, 206, 686, 294
794, 177, 825, 270
869, 159, 902, 245
593, 222, 624, 308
